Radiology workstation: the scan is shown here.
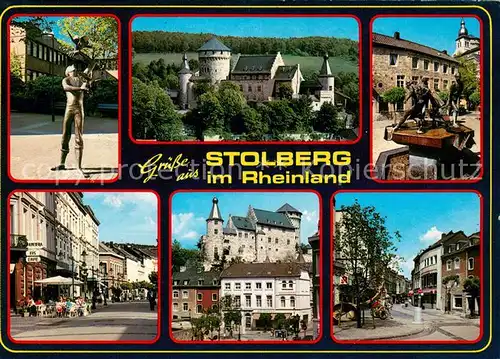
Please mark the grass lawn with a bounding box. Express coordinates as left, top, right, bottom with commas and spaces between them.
133, 52, 358, 76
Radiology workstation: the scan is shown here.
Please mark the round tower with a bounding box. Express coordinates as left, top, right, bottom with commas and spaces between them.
198, 37, 231, 85
178, 53, 192, 109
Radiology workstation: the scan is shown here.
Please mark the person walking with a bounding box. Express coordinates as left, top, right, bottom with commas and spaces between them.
148, 289, 156, 311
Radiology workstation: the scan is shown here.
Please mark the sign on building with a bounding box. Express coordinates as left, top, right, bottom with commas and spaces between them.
340, 275, 349, 285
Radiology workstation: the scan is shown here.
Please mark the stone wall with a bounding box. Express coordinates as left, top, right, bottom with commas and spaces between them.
373, 46, 458, 112
199, 51, 231, 84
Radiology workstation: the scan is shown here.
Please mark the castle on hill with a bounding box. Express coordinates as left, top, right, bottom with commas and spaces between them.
177, 36, 339, 111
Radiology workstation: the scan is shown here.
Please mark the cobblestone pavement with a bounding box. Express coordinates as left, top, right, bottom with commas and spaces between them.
9, 112, 119, 182
333, 303, 480, 342
9, 301, 158, 342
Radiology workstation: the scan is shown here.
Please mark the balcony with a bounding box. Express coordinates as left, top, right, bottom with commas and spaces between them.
11, 234, 28, 250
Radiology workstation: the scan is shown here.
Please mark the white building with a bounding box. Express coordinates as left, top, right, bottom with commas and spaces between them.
412, 241, 443, 309
220, 262, 312, 333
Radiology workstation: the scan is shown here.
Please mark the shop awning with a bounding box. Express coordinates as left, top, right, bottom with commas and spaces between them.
35, 276, 83, 285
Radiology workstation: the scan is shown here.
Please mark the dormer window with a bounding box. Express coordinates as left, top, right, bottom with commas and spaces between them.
456, 243, 460, 250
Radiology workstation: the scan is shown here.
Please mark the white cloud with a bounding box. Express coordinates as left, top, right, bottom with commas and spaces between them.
301, 209, 318, 223
419, 226, 443, 243
103, 195, 123, 208
96, 192, 158, 209
144, 216, 156, 229
173, 212, 204, 241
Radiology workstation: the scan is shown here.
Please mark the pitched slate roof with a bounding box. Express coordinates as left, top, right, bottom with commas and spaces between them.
232, 55, 277, 74
373, 32, 459, 63
276, 203, 301, 214
231, 216, 255, 231
208, 197, 223, 221
221, 262, 303, 278
223, 227, 237, 235
198, 37, 231, 52
318, 55, 333, 77
173, 268, 221, 287
274, 65, 298, 80
253, 208, 294, 229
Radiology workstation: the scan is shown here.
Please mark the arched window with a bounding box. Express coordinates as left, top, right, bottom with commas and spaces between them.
446, 260, 452, 271
282, 281, 287, 289
281, 296, 286, 307
454, 258, 460, 269
290, 296, 296, 308
197, 304, 203, 313
288, 280, 293, 288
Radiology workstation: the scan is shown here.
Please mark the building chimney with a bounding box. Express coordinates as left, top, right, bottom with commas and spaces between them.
394, 32, 400, 40
442, 50, 448, 55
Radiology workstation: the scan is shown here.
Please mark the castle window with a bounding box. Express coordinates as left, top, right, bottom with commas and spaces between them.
396, 75, 405, 88
239, 232, 242, 238
389, 53, 398, 66
412, 57, 419, 69
451, 67, 456, 75
443, 64, 448, 74
268, 237, 271, 243
257, 85, 262, 92
434, 62, 440, 72
468, 258, 474, 270
287, 239, 290, 245
443, 80, 449, 89
248, 85, 252, 92
434, 79, 439, 91
424, 60, 429, 70
214, 229, 218, 234
214, 220, 218, 225
244, 233, 248, 238
275, 238, 278, 244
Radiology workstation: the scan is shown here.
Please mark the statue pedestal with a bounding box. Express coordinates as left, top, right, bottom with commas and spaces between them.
382, 122, 476, 180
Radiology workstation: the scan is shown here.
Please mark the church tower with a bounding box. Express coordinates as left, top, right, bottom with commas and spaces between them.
317, 54, 335, 104
454, 18, 479, 57
198, 37, 231, 85
178, 53, 192, 110
204, 197, 224, 267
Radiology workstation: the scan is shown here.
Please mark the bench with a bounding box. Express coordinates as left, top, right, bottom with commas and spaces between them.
97, 103, 118, 118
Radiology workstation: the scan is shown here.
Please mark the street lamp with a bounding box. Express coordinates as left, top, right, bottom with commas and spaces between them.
42, 31, 56, 122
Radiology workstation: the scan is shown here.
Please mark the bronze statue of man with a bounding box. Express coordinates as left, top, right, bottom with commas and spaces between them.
447, 73, 464, 128
51, 65, 89, 177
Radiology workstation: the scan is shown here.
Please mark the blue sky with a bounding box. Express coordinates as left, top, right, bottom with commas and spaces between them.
132, 17, 359, 40
373, 17, 480, 55
335, 192, 480, 278
83, 192, 158, 245
172, 192, 320, 249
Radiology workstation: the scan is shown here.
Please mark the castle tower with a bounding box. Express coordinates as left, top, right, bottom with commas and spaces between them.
198, 37, 231, 85
178, 53, 192, 110
454, 18, 479, 57
276, 203, 302, 249
204, 197, 224, 267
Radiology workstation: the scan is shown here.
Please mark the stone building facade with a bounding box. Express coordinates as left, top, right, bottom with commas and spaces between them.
372, 31, 459, 117
200, 198, 302, 270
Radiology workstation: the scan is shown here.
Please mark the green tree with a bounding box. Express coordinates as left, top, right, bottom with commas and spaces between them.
278, 82, 294, 100
273, 313, 287, 330
148, 272, 158, 287
469, 90, 480, 109
172, 239, 202, 272
58, 16, 118, 59
197, 91, 225, 136
221, 295, 242, 338
132, 77, 184, 141
188, 58, 199, 71
314, 102, 341, 135
286, 314, 301, 338
259, 100, 298, 139
382, 87, 406, 113
463, 276, 480, 318
10, 53, 23, 78
258, 313, 272, 331
442, 275, 460, 313
242, 106, 267, 141
335, 201, 401, 328
458, 58, 479, 107
438, 90, 449, 103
